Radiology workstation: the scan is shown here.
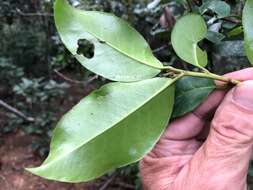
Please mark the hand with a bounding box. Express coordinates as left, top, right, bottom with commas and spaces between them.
140, 68, 253, 190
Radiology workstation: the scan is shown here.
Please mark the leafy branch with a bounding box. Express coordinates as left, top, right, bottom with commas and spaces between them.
27, 0, 253, 183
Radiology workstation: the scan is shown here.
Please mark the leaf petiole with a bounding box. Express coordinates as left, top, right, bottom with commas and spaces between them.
162, 66, 240, 85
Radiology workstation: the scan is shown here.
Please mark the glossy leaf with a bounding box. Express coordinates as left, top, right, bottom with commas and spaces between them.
200, 0, 231, 18
243, 0, 253, 65
172, 76, 215, 118
54, 0, 162, 82
171, 14, 208, 68
28, 78, 175, 182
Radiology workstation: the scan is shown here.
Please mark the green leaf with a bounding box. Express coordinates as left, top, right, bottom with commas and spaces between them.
200, 0, 231, 18
54, 0, 162, 82
172, 76, 215, 118
206, 31, 225, 44
227, 26, 243, 38
243, 0, 253, 65
27, 78, 175, 182
171, 14, 208, 68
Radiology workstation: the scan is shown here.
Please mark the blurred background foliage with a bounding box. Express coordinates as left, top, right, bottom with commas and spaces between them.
0, 0, 252, 189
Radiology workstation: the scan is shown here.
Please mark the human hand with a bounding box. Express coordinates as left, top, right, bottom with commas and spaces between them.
140, 68, 253, 190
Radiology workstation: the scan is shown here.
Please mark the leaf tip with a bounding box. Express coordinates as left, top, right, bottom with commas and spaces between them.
25, 166, 42, 175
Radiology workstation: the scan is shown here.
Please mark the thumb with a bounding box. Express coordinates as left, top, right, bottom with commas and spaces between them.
210, 81, 253, 147
174, 81, 253, 190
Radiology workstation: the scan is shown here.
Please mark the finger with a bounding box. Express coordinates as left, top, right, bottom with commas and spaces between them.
224, 67, 253, 81
164, 89, 227, 141
216, 67, 253, 86
193, 68, 253, 140
196, 121, 211, 141
195, 68, 253, 119
163, 113, 205, 140
165, 89, 227, 141
173, 81, 253, 190
194, 90, 226, 120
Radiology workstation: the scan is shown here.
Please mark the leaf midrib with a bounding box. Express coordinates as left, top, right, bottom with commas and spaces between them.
193, 43, 199, 66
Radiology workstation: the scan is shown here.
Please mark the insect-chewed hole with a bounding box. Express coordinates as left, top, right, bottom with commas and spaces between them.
77, 39, 95, 59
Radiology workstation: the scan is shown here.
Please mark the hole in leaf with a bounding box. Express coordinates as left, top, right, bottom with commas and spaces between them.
77, 39, 95, 59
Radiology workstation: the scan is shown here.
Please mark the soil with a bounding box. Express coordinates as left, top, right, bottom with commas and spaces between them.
0, 132, 98, 190
0, 131, 136, 190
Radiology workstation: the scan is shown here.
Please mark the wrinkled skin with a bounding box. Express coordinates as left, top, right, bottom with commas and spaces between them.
140, 68, 253, 190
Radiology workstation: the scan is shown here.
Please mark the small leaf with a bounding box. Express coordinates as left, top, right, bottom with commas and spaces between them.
206, 31, 225, 44
54, 0, 162, 82
222, 22, 238, 30
27, 78, 175, 182
227, 26, 243, 38
171, 14, 208, 68
172, 76, 215, 118
200, 0, 231, 18
243, 0, 253, 65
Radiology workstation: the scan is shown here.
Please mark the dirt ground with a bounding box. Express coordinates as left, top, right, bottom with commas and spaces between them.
0, 129, 136, 190
0, 132, 99, 190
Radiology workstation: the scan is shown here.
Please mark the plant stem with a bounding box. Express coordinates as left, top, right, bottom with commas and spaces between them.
184, 71, 240, 84
201, 67, 211, 74
162, 66, 240, 85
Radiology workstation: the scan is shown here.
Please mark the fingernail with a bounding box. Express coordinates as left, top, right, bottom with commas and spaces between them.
233, 81, 253, 110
